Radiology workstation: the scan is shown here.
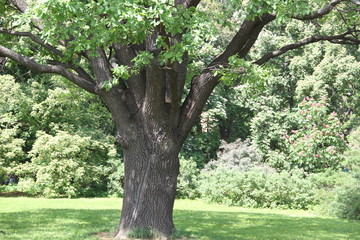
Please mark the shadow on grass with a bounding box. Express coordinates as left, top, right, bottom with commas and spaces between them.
0, 209, 120, 240
0, 208, 359, 240
0, 191, 34, 197
174, 210, 360, 240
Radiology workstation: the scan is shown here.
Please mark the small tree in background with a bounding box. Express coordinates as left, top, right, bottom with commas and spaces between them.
284, 97, 347, 172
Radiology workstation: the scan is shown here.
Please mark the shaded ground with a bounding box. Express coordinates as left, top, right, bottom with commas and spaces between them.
92, 232, 194, 240
0, 191, 32, 197
92, 232, 115, 240
0, 198, 359, 240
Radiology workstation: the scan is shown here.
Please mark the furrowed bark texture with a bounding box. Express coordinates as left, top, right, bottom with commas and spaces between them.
116, 133, 180, 238
100, 86, 181, 238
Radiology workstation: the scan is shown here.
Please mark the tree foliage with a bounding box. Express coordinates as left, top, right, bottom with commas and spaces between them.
19, 130, 116, 197
0, 74, 118, 196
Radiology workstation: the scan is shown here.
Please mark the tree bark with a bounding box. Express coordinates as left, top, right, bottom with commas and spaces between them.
100, 88, 181, 239
115, 134, 180, 239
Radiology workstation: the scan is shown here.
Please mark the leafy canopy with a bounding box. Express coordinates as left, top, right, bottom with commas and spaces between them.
2, 0, 356, 87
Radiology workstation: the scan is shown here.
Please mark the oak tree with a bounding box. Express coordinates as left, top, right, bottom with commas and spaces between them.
0, 0, 359, 238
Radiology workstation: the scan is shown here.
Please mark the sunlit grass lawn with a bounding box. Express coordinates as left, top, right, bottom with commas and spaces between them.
0, 198, 359, 240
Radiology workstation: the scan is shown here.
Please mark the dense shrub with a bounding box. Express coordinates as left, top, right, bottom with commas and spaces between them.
177, 156, 200, 199
198, 140, 315, 209
17, 178, 39, 195
199, 167, 314, 209
0, 168, 6, 185
106, 157, 125, 197
0, 75, 29, 183
203, 139, 268, 172
327, 173, 360, 220
0, 74, 118, 197
312, 171, 360, 220
343, 127, 360, 171
317, 128, 360, 220
16, 131, 117, 197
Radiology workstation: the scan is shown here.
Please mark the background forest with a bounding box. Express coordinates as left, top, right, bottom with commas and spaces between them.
1, 1, 360, 221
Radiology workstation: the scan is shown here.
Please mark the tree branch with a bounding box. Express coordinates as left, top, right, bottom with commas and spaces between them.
10, 0, 28, 13
47, 60, 95, 83
0, 28, 98, 87
0, 28, 64, 58
175, 52, 188, 103
210, 14, 276, 65
0, 45, 97, 94
178, 13, 276, 142
178, 71, 219, 143
350, 0, 360, 5
8, 0, 44, 30
254, 31, 360, 65
292, 0, 347, 20
113, 43, 146, 108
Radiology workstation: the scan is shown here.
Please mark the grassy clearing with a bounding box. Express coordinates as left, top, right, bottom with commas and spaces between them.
0, 198, 359, 240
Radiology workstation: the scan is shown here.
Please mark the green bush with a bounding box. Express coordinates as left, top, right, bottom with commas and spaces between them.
0, 75, 28, 176
199, 168, 315, 209
106, 157, 124, 197
313, 172, 360, 220
315, 128, 360, 220
17, 130, 117, 198
0, 167, 7, 185
343, 127, 360, 171
17, 178, 40, 195
0, 183, 19, 192
177, 156, 200, 199
198, 139, 315, 209
327, 173, 360, 220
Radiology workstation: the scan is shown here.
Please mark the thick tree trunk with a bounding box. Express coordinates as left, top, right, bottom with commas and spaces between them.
99, 68, 183, 239
110, 118, 181, 239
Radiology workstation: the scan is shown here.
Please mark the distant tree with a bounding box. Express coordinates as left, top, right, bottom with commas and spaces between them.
0, 0, 359, 238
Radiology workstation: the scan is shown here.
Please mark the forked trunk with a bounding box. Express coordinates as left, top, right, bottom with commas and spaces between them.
99, 68, 184, 239
113, 127, 181, 239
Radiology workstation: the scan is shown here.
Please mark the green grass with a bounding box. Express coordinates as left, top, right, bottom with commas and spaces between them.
0, 198, 359, 240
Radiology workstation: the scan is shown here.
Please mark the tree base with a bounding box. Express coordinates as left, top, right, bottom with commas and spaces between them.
92, 232, 194, 240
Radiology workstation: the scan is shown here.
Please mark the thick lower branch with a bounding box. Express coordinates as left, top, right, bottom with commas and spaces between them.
179, 71, 219, 143
0, 45, 96, 93
90, 48, 114, 89
178, 13, 276, 142
211, 13, 276, 65
47, 60, 94, 83
0, 28, 64, 58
